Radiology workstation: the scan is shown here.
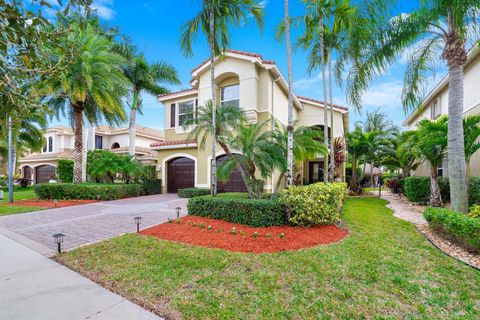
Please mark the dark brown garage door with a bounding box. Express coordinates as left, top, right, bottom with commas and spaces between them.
23, 167, 32, 180
35, 165, 56, 184
217, 154, 248, 193
167, 157, 195, 193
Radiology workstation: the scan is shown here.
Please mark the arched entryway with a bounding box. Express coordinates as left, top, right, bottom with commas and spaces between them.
167, 157, 195, 193
35, 165, 56, 184
23, 166, 32, 181
216, 154, 248, 193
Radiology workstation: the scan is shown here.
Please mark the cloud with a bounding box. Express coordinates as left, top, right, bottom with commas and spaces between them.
259, 1, 268, 8
91, 0, 115, 20
361, 80, 404, 109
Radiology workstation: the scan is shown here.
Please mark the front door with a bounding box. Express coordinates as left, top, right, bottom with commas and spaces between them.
308, 161, 324, 184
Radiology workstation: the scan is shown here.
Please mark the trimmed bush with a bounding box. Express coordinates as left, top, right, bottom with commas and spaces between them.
143, 179, 162, 195
57, 159, 74, 183
178, 188, 210, 198
281, 182, 347, 226
34, 183, 145, 200
404, 176, 449, 204
424, 207, 480, 252
188, 194, 287, 227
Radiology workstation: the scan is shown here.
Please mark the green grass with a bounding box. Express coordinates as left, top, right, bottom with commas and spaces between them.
58, 197, 480, 319
0, 205, 46, 216
1, 187, 37, 203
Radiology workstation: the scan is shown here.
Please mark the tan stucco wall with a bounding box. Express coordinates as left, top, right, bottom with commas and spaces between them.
157, 54, 348, 192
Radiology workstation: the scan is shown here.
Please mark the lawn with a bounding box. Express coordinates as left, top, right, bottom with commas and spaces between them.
58, 197, 480, 319
0, 187, 45, 215
0, 205, 46, 216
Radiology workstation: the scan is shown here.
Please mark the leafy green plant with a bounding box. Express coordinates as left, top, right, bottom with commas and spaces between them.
468, 205, 480, 219
200, 223, 205, 229
177, 188, 210, 198
252, 232, 259, 238
57, 160, 74, 183
188, 194, 287, 227
281, 182, 347, 226
424, 207, 480, 252
33, 183, 145, 200
207, 225, 212, 230
279, 233, 286, 239
230, 228, 237, 235
176, 219, 182, 224
266, 233, 272, 239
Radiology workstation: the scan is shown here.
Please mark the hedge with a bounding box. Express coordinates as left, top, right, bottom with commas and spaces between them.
57, 159, 74, 183
34, 183, 146, 200
143, 179, 162, 195
178, 188, 210, 198
281, 182, 347, 226
424, 207, 480, 252
188, 194, 287, 227
404, 176, 480, 205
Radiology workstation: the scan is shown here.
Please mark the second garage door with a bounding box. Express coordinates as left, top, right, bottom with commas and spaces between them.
35, 165, 56, 184
216, 154, 248, 193
167, 157, 195, 193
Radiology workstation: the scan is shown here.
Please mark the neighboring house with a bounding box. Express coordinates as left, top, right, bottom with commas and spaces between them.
19, 125, 163, 184
403, 46, 480, 177
0, 157, 5, 177
151, 50, 349, 193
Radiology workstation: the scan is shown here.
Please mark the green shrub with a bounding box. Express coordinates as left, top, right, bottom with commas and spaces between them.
143, 179, 162, 195
34, 183, 146, 200
404, 176, 449, 204
424, 207, 480, 252
280, 182, 347, 226
468, 205, 480, 219
188, 193, 287, 227
178, 188, 210, 198
57, 159, 74, 183
469, 177, 480, 206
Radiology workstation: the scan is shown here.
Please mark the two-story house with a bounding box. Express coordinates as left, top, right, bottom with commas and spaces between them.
403, 46, 480, 177
151, 50, 349, 193
18, 125, 163, 183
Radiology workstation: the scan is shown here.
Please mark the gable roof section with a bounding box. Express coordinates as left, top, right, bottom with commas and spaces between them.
297, 96, 348, 113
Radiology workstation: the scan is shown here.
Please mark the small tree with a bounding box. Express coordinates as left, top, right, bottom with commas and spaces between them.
346, 127, 369, 193
415, 117, 448, 207
57, 160, 74, 183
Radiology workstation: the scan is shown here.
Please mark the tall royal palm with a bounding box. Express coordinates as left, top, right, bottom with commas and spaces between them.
347, 1, 480, 213
179, 0, 264, 195
122, 52, 180, 156
43, 24, 128, 183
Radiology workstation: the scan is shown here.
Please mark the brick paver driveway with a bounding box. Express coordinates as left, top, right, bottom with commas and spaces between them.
0, 193, 187, 252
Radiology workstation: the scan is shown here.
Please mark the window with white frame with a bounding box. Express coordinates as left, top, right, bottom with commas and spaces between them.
430, 99, 441, 120
48, 137, 53, 152
437, 158, 444, 177
178, 100, 194, 126
220, 84, 239, 108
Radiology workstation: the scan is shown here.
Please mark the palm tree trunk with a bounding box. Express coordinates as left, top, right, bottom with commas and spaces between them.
320, 19, 328, 183
128, 90, 139, 157
218, 141, 256, 199
370, 160, 374, 187
284, 0, 294, 188
446, 54, 468, 212
350, 155, 357, 192
274, 171, 285, 194
430, 165, 442, 207
209, 10, 217, 196
328, 55, 334, 182
73, 103, 84, 184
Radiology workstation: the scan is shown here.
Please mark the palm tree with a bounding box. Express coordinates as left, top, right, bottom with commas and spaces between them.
346, 127, 369, 193
121, 51, 180, 156
346, 2, 480, 213
295, 0, 354, 182
184, 100, 251, 194
415, 117, 448, 207
43, 23, 128, 183
284, 0, 295, 187
179, 0, 264, 195
271, 122, 328, 192
380, 130, 421, 178
463, 115, 480, 177
217, 121, 282, 198
356, 108, 395, 133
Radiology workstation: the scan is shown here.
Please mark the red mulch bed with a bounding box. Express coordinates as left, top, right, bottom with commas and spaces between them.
4, 199, 99, 208
140, 215, 348, 253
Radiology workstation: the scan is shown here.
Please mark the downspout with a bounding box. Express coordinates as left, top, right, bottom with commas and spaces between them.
271, 74, 280, 193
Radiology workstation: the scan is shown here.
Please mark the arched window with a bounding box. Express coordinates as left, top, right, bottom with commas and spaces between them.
111, 142, 120, 149
48, 137, 53, 152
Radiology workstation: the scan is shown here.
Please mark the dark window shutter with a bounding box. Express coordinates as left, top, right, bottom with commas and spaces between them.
170, 103, 176, 127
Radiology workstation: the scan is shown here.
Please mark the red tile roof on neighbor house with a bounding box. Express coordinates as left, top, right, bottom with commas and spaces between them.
158, 88, 197, 98
150, 139, 197, 148
191, 49, 275, 74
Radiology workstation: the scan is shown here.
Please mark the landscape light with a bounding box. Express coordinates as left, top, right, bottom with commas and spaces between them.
134, 216, 142, 233
175, 207, 181, 219
52, 233, 65, 254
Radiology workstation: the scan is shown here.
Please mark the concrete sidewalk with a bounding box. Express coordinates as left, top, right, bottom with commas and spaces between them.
0, 234, 162, 320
